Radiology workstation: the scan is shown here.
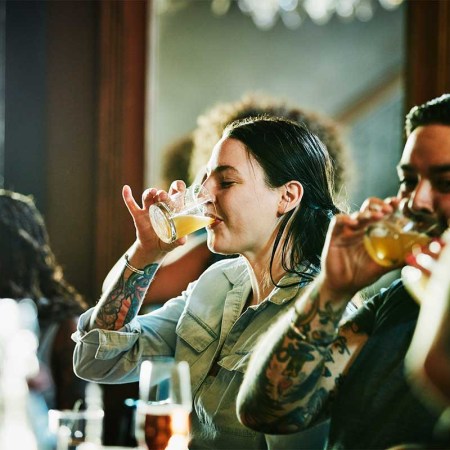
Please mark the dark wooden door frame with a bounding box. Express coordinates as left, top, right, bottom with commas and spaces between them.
406, 0, 450, 110
95, 0, 147, 293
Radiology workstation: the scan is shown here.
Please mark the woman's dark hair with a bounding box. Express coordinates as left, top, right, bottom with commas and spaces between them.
192, 93, 351, 197
0, 190, 87, 322
405, 93, 450, 136
224, 117, 340, 282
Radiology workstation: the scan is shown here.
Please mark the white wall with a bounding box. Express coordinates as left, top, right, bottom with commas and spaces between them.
147, 0, 405, 208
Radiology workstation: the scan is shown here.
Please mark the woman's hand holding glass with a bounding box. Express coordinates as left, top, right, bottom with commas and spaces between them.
122, 181, 189, 258
149, 183, 215, 244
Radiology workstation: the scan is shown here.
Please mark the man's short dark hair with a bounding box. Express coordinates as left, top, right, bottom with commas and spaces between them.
405, 93, 450, 136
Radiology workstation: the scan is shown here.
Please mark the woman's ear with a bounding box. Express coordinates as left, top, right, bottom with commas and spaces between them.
278, 181, 303, 215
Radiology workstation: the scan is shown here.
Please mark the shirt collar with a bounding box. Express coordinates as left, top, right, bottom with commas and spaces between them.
266, 265, 318, 305
222, 257, 318, 305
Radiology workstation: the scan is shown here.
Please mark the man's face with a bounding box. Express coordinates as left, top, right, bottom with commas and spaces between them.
397, 124, 450, 229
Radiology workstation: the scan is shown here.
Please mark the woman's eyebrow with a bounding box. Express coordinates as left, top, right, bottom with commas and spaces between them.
213, 165, 240, 175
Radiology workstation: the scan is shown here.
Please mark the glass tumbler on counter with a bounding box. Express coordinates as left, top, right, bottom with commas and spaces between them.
135, 358, 192, 450
48, 408, 104, 450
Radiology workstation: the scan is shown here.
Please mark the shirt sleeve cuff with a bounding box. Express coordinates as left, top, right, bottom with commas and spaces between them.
72, 307, 142, 359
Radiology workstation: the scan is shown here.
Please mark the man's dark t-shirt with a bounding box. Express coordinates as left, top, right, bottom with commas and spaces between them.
327, 280, 448, 450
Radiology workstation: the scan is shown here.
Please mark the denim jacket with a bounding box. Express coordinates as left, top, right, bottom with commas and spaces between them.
72, 257, 320, 449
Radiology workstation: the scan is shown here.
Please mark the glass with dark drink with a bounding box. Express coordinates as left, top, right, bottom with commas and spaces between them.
135, 358, 191, 450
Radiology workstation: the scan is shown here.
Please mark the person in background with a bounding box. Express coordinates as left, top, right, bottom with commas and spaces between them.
236, 94, 450, 449
0, 190, 88, 410
160, 133, 195, 190
139, 93, 352, 307
190, 93, 352, 200
73, 117, 344, 449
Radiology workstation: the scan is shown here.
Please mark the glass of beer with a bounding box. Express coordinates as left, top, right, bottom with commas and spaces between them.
364, 204, 440, 268
149, 184, 216, 244
135, 358, 192, 450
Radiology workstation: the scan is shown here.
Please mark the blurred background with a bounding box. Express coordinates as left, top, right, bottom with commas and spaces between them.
1, 0, 449, 305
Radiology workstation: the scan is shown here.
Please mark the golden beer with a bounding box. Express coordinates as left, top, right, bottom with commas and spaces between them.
135, 403, 189, 450
172, 214, 214, 239
364, 231, 430, 267
149, 184, 216, 244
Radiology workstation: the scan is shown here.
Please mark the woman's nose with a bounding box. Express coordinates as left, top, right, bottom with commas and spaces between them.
202, 178, 217, 202
408, 179, 434, 215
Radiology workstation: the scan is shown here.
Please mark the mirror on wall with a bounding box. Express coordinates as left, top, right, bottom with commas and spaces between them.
146, 0, 405, 209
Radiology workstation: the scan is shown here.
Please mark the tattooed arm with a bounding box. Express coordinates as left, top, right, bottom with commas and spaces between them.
88, 184, 189, 331
237, 279, 367, 433
89, 253, 160, 331
237, 205, 397, 433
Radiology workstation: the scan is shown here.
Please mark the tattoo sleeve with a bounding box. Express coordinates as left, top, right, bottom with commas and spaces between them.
237, 283, 353, 434
93, 263, 158, 330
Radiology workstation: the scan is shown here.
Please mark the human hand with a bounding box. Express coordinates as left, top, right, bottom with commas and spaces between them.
405, 238, 445, 277
402, 237, 446, 305
122, 181, 188, 255
320, 197, 398, 297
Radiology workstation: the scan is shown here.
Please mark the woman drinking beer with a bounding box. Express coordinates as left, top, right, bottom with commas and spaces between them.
72, 117, 344, 449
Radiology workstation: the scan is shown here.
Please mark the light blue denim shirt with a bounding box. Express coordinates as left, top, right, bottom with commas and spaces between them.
72, 257, 322, 449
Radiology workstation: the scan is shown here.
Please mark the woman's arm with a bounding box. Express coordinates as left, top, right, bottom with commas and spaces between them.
91, 256, 159, 330
89, 184, 188, 331
73, 295, 186, 383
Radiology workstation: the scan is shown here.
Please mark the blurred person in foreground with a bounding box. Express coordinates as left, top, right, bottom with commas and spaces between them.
403, 230, 450, 441
0, 190, 88, 410
73, 117, 346, 449
237, 94, 450, 449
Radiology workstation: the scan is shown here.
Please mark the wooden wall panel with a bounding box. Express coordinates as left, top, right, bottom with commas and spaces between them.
406, 0, 450, 110
46, 1, 97, 302
95, 0, 147, 294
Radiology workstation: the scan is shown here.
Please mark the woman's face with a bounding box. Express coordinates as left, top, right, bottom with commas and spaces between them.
203, 137, 283, 259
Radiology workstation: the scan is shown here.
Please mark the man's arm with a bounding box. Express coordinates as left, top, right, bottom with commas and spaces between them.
237, 280, 368, 433
237, 202, 397, 433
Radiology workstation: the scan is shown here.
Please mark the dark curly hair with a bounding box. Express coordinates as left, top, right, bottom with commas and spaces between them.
0, 190, 87, 323
191, 93, 352, 199
405, 93, 450, 136
161, 133, 195, 189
